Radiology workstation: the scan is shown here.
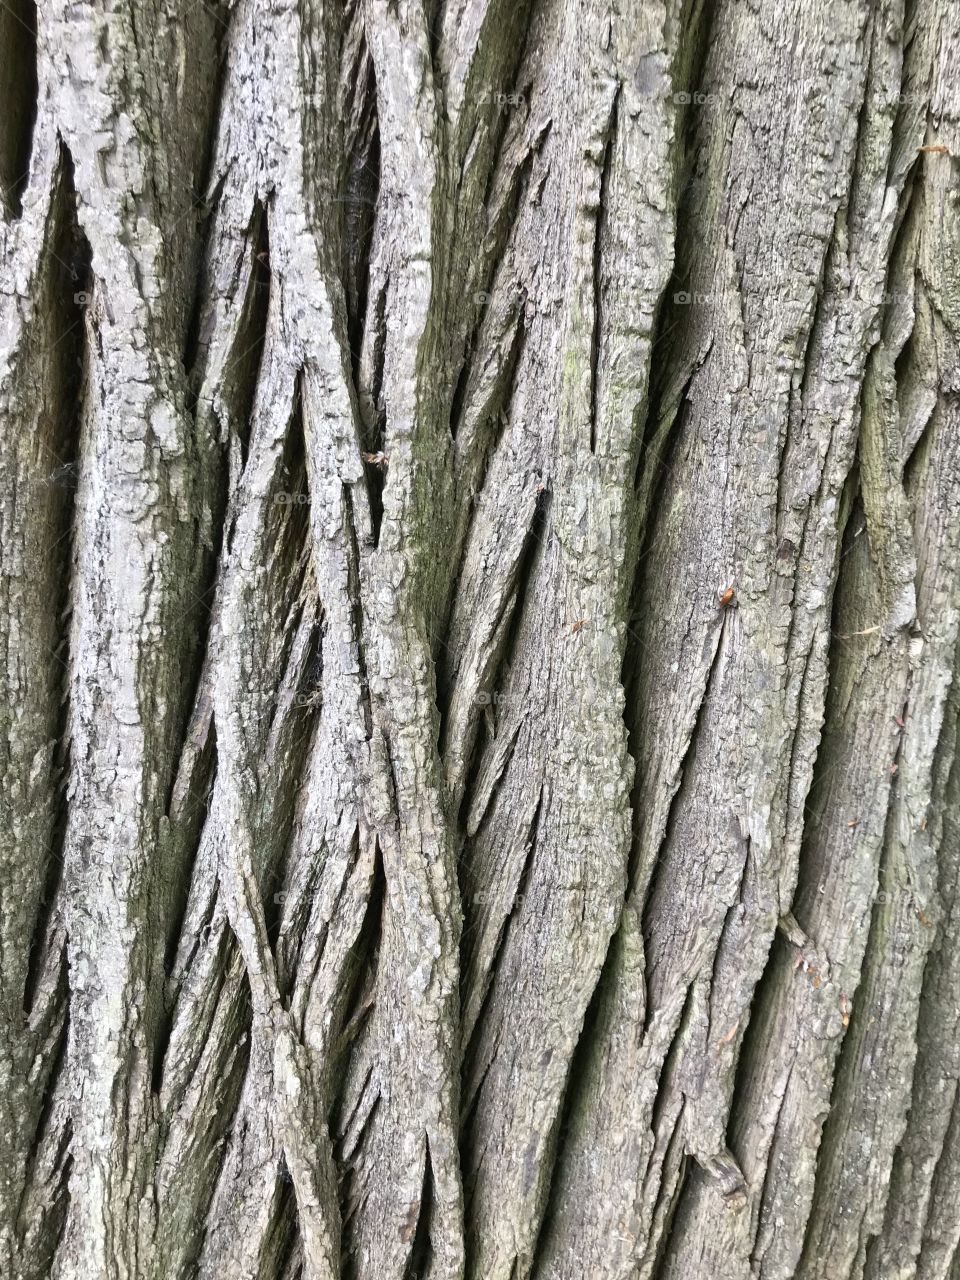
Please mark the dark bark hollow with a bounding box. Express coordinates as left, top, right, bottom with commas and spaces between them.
1, 0, 959, 1278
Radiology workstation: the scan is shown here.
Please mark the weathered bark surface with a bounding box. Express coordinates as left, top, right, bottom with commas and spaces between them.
1, 0, 959, 1277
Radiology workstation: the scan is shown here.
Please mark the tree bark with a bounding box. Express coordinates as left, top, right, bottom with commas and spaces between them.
1, 0, 959, 1277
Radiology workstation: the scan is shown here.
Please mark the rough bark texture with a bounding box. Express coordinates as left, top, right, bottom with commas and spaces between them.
1, 0, 959, 1277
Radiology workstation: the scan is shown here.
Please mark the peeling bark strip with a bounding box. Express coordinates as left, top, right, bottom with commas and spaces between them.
2, 0, 960, 1276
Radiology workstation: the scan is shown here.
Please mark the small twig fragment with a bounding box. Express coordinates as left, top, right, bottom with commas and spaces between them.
716, 1020, 739, 1051
778, 912, 807, 948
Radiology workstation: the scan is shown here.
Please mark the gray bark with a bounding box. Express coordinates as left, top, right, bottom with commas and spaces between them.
1, 0, 959, 1277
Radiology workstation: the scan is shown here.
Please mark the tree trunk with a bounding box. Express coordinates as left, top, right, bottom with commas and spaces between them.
2, 0, 959, 1276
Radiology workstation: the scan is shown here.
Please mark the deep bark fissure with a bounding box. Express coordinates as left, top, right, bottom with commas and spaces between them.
332, 837, 386, 1063
460, 782, 543, 1110
401, 1137, 435, 1280
19, 152, 89, 1018
588, 87, 619, 456
639, 612, 727, 997
340, 55, 380, 394
159, 720, 218, 983
0, 0, 37, 218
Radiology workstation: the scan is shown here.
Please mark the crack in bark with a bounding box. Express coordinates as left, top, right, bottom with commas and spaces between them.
588, 85, 620, 456
0, 0, 37, 218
